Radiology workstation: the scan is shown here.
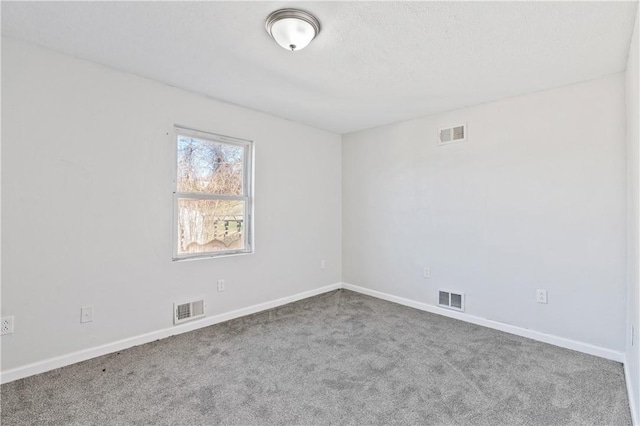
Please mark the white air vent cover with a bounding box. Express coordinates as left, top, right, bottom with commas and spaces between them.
438, 124, 467, 145
438, 290, 465, 312
174, 299, 205, 324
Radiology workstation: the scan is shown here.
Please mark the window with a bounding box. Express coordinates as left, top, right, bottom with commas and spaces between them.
173, 126, 253, 260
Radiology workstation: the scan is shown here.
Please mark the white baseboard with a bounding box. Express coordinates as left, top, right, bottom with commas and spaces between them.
624, 356, 639, 426
0, 282, 342, 384
0, 281, 627, 385
341, 283, 625, 363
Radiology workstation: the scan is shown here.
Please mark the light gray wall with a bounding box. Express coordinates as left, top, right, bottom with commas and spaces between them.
625, 6, 639, 422
0, 33, 634, 384
0, 38, 342, 371
343, 74, 627, 351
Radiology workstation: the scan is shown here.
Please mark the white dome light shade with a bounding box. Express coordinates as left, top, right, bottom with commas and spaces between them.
266, 9, 320, 52
270, 18, 315, 51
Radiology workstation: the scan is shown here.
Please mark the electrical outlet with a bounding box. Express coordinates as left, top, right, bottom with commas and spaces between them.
423, 267, 430, 278
320, 259, 326, 270
1, 316, 14, 335
536, 289, 548, 304
81, 306, 93, 323
217, 279, 225, 292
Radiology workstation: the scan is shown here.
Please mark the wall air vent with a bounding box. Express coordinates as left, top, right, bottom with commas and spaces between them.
438, 124, 467, 145
174, 299, 205, 324
438, 290, 465, 312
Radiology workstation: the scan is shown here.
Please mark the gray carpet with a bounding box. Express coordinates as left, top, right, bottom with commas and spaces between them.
0, 289, 632, 425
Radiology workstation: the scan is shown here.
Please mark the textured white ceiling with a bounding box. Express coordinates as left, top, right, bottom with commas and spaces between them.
2, 1, 638, 134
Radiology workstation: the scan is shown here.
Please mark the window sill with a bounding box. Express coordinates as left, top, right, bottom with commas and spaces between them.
172, 250, 254, 262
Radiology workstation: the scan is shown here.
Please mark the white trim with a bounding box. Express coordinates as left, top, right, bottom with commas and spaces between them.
0, 282, 342, 384
174, 125, 252, 147
624, 356, 639, 426
175, 192, 246, 201
342, 283, 624, 363
1, 282, 627, 384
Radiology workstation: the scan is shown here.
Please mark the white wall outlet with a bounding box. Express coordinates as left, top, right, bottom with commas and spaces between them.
423, 267, 430, 278
80, 306, 94, 323
320, 259, 326, 270
1, 316, 15, 335
536, 289, 548, 304
217, 279, 225, 292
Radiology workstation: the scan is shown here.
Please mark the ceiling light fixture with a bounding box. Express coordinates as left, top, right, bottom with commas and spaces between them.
265, 9, 320, 52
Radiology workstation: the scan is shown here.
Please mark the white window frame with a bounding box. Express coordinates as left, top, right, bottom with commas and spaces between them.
172, 125, 253, 261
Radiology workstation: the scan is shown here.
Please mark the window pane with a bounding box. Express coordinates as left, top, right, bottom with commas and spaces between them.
177, 135, 244, 195
177, 198, 245, 255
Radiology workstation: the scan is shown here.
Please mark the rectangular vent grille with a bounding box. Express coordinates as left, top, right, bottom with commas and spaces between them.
438, 124, 467, 145
174, 299, 205, 324
438, 290, 465, 312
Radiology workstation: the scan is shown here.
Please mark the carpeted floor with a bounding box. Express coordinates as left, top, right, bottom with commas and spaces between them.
0, 289, 632, 425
